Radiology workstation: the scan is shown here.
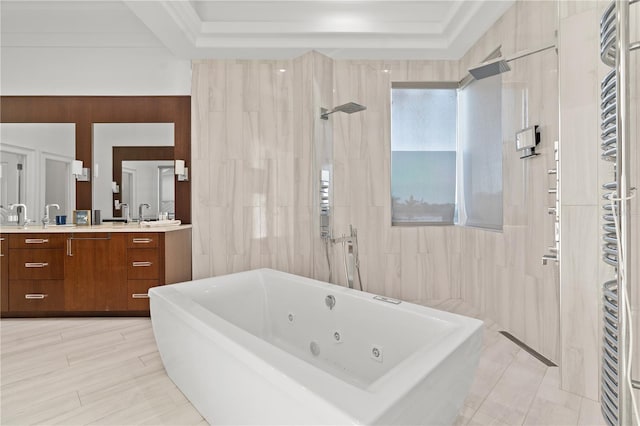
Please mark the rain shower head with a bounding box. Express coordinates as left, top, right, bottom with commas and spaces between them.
468, 58, 511, 80
320, 102, 367, 120
467, 43, 556, 82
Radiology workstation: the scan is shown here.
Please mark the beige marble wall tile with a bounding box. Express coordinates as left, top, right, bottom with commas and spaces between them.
225, 62, 245, 160
560, 205, 600, 399
383, 253, 402, 299
193, 56, 325, 279
514, 1, 557, 53
559, 1, 597, 20
207, 61, 226, 112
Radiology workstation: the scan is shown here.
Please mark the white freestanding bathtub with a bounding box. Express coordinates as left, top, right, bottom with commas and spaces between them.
149, 268, 482, 425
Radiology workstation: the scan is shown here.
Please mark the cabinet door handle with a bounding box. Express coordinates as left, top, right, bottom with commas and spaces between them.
25, 238, 49, 244
132, 261, 152, 267
25, 262, 48, 268
132, 238, 153, 244
25, 294, 47, 299
132, 293, 149, 299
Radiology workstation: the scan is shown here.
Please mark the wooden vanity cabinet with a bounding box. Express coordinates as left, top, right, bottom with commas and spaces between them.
126, 233, 162, 311
0, 228, 191, 316
7, 234, 66, 312
123, 230, 192, 310
64, 233, 127, 311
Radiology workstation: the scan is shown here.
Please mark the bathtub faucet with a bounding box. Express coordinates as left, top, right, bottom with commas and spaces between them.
330, 225, 363, 291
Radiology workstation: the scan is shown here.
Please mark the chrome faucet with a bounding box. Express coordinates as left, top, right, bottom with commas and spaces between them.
42, 203, 60, 228
138, 203, 150, 224
9, 204, 31, 228
330, 225, 363, 291
120, 203, 130, 223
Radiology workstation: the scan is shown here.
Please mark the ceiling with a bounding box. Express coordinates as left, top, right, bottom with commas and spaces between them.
1, 0, 514, 60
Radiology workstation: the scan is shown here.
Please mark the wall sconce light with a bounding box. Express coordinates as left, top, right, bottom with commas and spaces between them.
72, 160, 90, 182
175, 159, 189, 182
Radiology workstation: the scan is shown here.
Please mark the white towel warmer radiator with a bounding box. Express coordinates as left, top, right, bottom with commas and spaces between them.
599, 1, 638, 425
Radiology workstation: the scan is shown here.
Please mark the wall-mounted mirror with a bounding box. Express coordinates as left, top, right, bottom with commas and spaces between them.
121, 160, 175, 220
0, 123, 76, 225
92, 123, 174, 222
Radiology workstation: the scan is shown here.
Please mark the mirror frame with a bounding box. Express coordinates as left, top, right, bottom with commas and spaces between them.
0, 96, 191, 223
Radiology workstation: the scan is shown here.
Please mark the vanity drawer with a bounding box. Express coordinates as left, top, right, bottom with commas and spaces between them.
9, 280, 65, 312
1, 235, 7, 256
127, 234, 159, 249
127, 249, 159, 280
9, 250, 64, 280
127, 280, 158, 311
1, 234, 8, 313
10, 234, 66, 250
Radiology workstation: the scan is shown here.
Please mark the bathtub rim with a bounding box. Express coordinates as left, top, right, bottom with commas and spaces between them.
149, 268, 483, 424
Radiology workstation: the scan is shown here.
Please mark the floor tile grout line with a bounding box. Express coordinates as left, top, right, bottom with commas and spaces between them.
465, 345, 523, 424
520, 365, 552, 426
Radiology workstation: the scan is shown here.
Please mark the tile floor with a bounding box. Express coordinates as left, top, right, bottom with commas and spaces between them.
1, 299, 605, 425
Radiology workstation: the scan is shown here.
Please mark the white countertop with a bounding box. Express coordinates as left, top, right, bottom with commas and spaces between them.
0, 223, 192, 234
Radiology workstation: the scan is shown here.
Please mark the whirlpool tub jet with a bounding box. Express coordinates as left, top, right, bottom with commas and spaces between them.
149, 268, 483, 425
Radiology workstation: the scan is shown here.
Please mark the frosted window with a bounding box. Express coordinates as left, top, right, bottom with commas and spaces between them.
456, 75, 503, 230
391, 85, 457, 224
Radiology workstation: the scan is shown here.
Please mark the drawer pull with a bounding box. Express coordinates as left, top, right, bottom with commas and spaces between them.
132, 238, 153, 244
25, 238, 49, 244
25, 294, 47, 300
132, 293, 150, 299
25, 262, 49, 268
132, 261, 153, 267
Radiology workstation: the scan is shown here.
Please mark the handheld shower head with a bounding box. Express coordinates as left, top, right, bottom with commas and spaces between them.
320, 102, 367, 120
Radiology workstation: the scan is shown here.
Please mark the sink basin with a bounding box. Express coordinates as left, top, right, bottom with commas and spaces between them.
0, 224, 77, 230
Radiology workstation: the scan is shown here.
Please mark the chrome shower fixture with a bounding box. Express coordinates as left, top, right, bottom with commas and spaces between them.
468, 58, 511, 80
467, 43, 556, 81
320, 102, 367, 120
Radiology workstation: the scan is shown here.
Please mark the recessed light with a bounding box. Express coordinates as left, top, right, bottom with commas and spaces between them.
279, 68, 287, 73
